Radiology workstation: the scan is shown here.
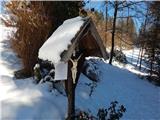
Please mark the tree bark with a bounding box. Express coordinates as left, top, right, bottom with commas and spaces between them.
150, 47, 155, 76
139, 45, 144, 70
109, 1, 118, 64
139, 9, 148, 70
136, 48, 141, 67
105, 1, 108, 47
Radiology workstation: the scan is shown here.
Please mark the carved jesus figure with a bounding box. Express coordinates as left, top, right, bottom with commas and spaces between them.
70, 54, 82, 84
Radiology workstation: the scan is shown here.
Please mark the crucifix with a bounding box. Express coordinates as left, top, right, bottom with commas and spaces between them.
69, 54, 82, 84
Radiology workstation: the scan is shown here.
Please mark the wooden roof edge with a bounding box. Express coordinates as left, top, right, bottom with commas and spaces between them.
60, 17, 91, 62
60, 16, 107, 62
89, 19, 108, 60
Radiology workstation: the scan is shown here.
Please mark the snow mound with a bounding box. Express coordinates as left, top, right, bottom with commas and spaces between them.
76, 60, 160, 119
1, 26, 160, 120
0, 77, 67, 120
38, 16, 84, 64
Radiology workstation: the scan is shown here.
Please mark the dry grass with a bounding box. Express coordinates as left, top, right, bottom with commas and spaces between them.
5, 1, 53, 75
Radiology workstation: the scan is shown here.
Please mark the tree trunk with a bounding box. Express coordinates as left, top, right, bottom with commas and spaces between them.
150, 47, 155, 76
105, 1, 108, 47
139, 44, 144, 70
139, 9, 148, 70
109, 1, 118, 64
136, 47, 141, 67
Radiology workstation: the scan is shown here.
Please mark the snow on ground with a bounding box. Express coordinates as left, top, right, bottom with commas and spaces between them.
112, 48, 149, 76
0, 26, 20, 77
39, 16, 84, 64
0, 78, 67, 120
76, 60, 160, 119
0, 26, 160, 120
0, 26, 67, 120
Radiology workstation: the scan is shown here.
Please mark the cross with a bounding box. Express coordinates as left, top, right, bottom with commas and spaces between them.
69, 54, 82, 84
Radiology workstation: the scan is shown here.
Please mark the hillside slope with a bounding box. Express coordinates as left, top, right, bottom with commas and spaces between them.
76, 60, 160, 119
0, 26, 160, 120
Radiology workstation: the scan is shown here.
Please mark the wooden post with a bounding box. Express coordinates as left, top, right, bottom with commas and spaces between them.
67, 60, 75, 120
66, 53, 85, 120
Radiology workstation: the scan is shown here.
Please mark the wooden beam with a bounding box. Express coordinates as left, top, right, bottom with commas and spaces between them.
66, 60, 75, 120
90, 20, 108, 60
60, 17, 91, 62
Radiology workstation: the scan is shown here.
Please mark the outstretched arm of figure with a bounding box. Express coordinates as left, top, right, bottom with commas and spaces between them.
69, 53, 83, 63
69, 58, 74, 63
77, 53, 83, 61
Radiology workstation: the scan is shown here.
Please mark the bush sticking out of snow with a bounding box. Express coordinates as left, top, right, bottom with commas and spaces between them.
34, 59, 55, 79
33, 63, 42, 83
113, 50, 127, 64
83, 58, 101, 82
75, 101, 126, 120
106, 101, 126, 120
33, 60, 67, 95
33, 59, 54, 83
14, 69, 31, 79
85, 82, 97, 97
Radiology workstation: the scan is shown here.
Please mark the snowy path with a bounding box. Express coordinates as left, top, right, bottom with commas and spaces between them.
0, 26, 160, 120
0, 77, 67, 120
0, 26, 67, 120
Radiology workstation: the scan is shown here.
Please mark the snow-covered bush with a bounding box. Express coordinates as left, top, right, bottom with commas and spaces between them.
33, 63, 42, 83
105, 101, 126, 120
33, 59, 55, 84
97, 101, 126, 120
14, 69, 31, 79
74, 108, 97, 120
75, 101, 126, 120
75, 110, 91, 120
83, 58, 101, 82
33, 59, 66, 95
113, 50, 127, 64
85, 82, 97, 97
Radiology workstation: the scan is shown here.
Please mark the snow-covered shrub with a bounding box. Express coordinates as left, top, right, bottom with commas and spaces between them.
33, 60, 66, 95
146, 52, 160, 85
85, 82, 97, 97
113, 50, 127, 64
76, 111, 90, 120
97, 101, 126, 120
14, 69, 31, 79
33, 59, 55, 83
83, 58, 101, 82
76, 101, 126, 120
97, 108, 107, 120
33, 63, 42, 83
75, 109, 96, 120
105, 101, 126, 120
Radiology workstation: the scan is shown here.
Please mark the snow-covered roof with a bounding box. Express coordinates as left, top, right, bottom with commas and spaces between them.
38, 16, 85, 64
